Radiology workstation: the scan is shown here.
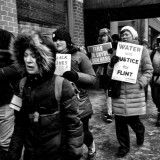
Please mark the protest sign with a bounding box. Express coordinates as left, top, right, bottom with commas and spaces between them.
112, 42, 143, 84
87, 43, 112, 64
54, 54, 71, 76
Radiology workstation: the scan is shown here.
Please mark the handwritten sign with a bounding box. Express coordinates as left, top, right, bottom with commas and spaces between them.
87, 43, 112, 64
54, 54, 71, 76
112, 42, 143, 84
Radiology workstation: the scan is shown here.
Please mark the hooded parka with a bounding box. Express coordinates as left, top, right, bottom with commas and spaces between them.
8, 33, 83, 160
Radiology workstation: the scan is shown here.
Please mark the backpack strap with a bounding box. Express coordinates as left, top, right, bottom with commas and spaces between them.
55, 76, 64, 111
19, 77, 27, 96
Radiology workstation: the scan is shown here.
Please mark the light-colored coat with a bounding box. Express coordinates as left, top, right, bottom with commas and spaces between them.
107, 42, 153, 116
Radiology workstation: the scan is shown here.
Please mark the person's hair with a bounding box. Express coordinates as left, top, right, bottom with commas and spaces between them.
111, 34, 120, 42
0, 29, 14, 50
0, 29, 14, 67
97, 32, 112, 44
13, 31, 56, 76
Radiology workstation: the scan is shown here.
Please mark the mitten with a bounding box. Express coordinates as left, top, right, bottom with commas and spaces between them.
63, 71, 79, 82
110, 55, 119, 68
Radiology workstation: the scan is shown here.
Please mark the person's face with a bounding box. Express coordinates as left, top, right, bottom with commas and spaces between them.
24, 49, 39, 74
121, 30, 133, 42
101, 34, 109, 43
52, 39, 67, 53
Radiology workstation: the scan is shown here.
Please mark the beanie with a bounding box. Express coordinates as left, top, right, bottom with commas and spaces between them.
99, 28, 110, 36
52, 27, 72, 45
121, 26, 138, 40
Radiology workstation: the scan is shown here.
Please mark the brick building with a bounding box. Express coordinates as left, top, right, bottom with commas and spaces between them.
0, 0, 85, 46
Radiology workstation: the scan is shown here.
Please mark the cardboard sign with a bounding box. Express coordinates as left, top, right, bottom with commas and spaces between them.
54, 54, 71, 76
112, 42, 143, 84
87, 43, 112, 64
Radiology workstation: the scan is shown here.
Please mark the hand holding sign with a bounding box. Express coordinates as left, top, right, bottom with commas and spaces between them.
110, 55, 119, 68
112, 42, 143, 84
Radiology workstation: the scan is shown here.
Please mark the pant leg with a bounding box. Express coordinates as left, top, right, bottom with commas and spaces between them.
127, 116, 145, 143
105, 90, 112, 115
154, 101, 160, 113
81, 116, 93, 147
115, 115, 130, 150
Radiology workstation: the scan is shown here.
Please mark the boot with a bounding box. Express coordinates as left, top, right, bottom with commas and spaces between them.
116, 147, 129, 158
87, 141, 96, 160
156, 112, 160, 127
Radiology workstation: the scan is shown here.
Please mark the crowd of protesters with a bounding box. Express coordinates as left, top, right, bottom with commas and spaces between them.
2, 23, 160, 159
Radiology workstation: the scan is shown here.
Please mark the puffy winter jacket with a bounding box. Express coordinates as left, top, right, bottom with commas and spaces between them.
107, 41, 153, 116
9, 74, 83, 160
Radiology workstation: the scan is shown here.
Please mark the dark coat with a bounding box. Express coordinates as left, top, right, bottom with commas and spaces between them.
8, 34, 83, 160
0, 64, 21, 106
9, 75, 83, 160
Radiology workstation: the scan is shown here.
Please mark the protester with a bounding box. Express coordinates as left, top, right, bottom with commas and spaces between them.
150, 35, 160, 127
97, 28, 113, 123
52, 27, 97, 160
107, 26, 153, 158
141, 39, 152, 102
0, 29, 22, 160
8, 31, 83, 160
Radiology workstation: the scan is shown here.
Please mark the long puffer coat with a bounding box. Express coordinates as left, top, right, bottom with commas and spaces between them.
107, 41, 153, 116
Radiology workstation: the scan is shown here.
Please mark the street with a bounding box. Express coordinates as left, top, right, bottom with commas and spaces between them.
82, 86, 160, 160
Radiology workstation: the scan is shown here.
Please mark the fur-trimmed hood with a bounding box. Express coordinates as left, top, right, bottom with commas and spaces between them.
11, 33, 55, 76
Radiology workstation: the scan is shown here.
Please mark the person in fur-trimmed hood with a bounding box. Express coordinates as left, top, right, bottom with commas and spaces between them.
107, 26, 153, 158
7, 31, 83, 160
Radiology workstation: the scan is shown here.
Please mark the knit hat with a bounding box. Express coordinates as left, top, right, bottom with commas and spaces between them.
120, 26, 138, 39
52, 27, 72, 45
99, 28, 110, 36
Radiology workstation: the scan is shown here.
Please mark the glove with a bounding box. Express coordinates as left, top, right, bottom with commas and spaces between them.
63, 71, 79, 82
110, 55, 119, 68
108, 48, 113, 54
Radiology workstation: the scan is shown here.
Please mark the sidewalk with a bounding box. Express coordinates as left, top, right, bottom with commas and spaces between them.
82, 86, 160, 160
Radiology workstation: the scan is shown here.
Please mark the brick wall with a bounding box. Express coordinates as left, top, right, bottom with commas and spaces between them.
73, 0, 85, 46
0, 0, 18, 35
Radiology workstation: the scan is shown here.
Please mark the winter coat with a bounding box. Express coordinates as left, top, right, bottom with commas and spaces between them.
65, 49, 96, 118
0, 63, 22, 151
151, 49, 160, 84
0, 64, 21, 106
107, 41, 153, 116
8, 34, 83, 160
9, 75, 83, 160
